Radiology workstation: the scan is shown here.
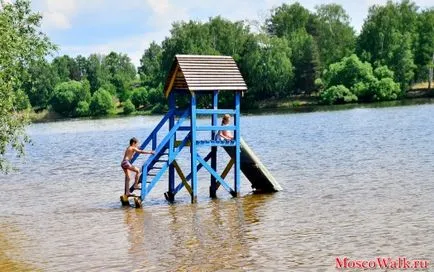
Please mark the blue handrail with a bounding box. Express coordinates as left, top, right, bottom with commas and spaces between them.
130, 109, 175, 164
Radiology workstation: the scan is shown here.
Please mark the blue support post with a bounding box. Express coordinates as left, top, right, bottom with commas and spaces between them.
190, 93, 198, 203
234, 91, 241, 196
210, 91, 218, 198
167, 92, 176, 202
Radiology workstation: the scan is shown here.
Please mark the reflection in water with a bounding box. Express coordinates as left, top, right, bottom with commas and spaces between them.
1, 103, 433, 270
122, 196, 267, 271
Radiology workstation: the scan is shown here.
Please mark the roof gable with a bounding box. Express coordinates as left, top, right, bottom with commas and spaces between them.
164, 55, 247, 97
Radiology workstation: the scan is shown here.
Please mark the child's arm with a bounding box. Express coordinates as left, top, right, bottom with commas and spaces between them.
134, 148, 155, 155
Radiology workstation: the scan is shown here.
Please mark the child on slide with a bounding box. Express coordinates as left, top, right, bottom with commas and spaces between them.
121, 137, 154, 196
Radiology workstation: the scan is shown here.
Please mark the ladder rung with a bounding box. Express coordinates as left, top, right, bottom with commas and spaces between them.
151, 166, 162, 169
148, 173, 157, 177
156, 159, 168, 162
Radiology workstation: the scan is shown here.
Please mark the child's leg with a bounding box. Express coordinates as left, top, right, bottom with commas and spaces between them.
123, 169, 130, 195
133, 166, 141, 188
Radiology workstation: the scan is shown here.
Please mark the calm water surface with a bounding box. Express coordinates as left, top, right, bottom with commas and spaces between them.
0, 104, 433, 271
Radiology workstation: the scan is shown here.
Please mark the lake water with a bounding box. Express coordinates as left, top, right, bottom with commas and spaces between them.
0, 103, 433, 271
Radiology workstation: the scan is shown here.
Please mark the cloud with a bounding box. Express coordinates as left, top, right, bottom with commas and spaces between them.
41, 0, 78, 29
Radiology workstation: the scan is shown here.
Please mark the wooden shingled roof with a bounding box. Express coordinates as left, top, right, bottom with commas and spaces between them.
163, 55, 247, 97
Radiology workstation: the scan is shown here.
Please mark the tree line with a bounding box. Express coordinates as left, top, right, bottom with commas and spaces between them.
1, 0, 433, 170
16, 0, 434, 117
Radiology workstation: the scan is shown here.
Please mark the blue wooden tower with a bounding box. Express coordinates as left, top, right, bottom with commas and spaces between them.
126, 55, 281, 206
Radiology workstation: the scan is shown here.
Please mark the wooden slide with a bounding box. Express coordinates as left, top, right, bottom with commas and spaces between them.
224, 138, 282, 192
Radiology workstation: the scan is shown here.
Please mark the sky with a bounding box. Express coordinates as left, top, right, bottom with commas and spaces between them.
25, 0, 434, 66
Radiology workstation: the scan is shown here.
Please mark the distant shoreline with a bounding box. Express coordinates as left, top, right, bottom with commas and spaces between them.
30, 89, 434, 123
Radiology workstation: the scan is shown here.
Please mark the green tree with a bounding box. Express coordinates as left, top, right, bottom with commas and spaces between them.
102, 52, 136, 101
123, 99, 135, 114
313, 4, 356, 67
415, 9, 434, 81
320, 85, 358, 104
130, 87, 148, 109
206, 16, 251, 61
357, 0, 419, 89
89, 88, 115, 116
75, 101, 90, 117
289, 30, 321, 93
266, 3, 320, 93
161, 20, 217, 76
242, 35, 294, 101
139, 42, 164, 88
22, 60, 59, 109
321, 54, 400, 103
266, 3, 314, 37
0, 0, 55, 172
51, 80, 91, 116
52, 55, 82, 82
85, 54, 109, 93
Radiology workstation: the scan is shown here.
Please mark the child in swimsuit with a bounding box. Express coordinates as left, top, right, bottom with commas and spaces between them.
121, 137, 154, 196
216, 114, 234, 140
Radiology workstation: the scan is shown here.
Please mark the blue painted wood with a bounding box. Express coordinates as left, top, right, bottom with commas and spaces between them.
173, 151, 212, 194
210, 91, 218, 198
196, 125, 236, 131
196, 140, 236, 147
130, 109, 175, 164
196, 109, 236, 115
234, 92, 241, 195
141, 171, 148, 200
190, 94, 198, 203
168, 92, 176, 199
197, 155, 235, 196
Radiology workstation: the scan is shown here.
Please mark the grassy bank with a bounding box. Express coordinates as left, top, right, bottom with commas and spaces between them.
29, 86, 433, 123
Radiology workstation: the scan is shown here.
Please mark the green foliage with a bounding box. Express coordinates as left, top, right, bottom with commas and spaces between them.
414, 9, 434, 81
374, 65, 395, 79
103, 52, 136, 101
101, 82, 117, 96
324, 54, 376, 89
51, 81, 91, 116
313, 4, 356, 67
14, 90, 31, 111
22, 60, 59, 109
289, 30, 320, 93
75, 101, 90, 117
123, 99, 135, 114
131, 87, 148, 109
147, 86, 166, 106
320, 85, 358, 104
357, 0, 419, 89
89, 88, 115, 116
242, 35, 294, 101
372, 78, 401, 101
320, 54, 401, 103
0, 0, 55, 172
266, 3, 313, 37
138, 42, 163, 88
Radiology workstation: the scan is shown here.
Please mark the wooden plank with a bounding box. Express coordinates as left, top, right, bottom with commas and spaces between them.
187, 84, 247, 88
182, 73, 243, 77
190, 86, 247, 91
179, 64, 239, 68
173, 160, 192, 195
186, 80, 246, 84
176, 54, 232, 59
223, 138, 282, 192
178, 60, 238, 65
